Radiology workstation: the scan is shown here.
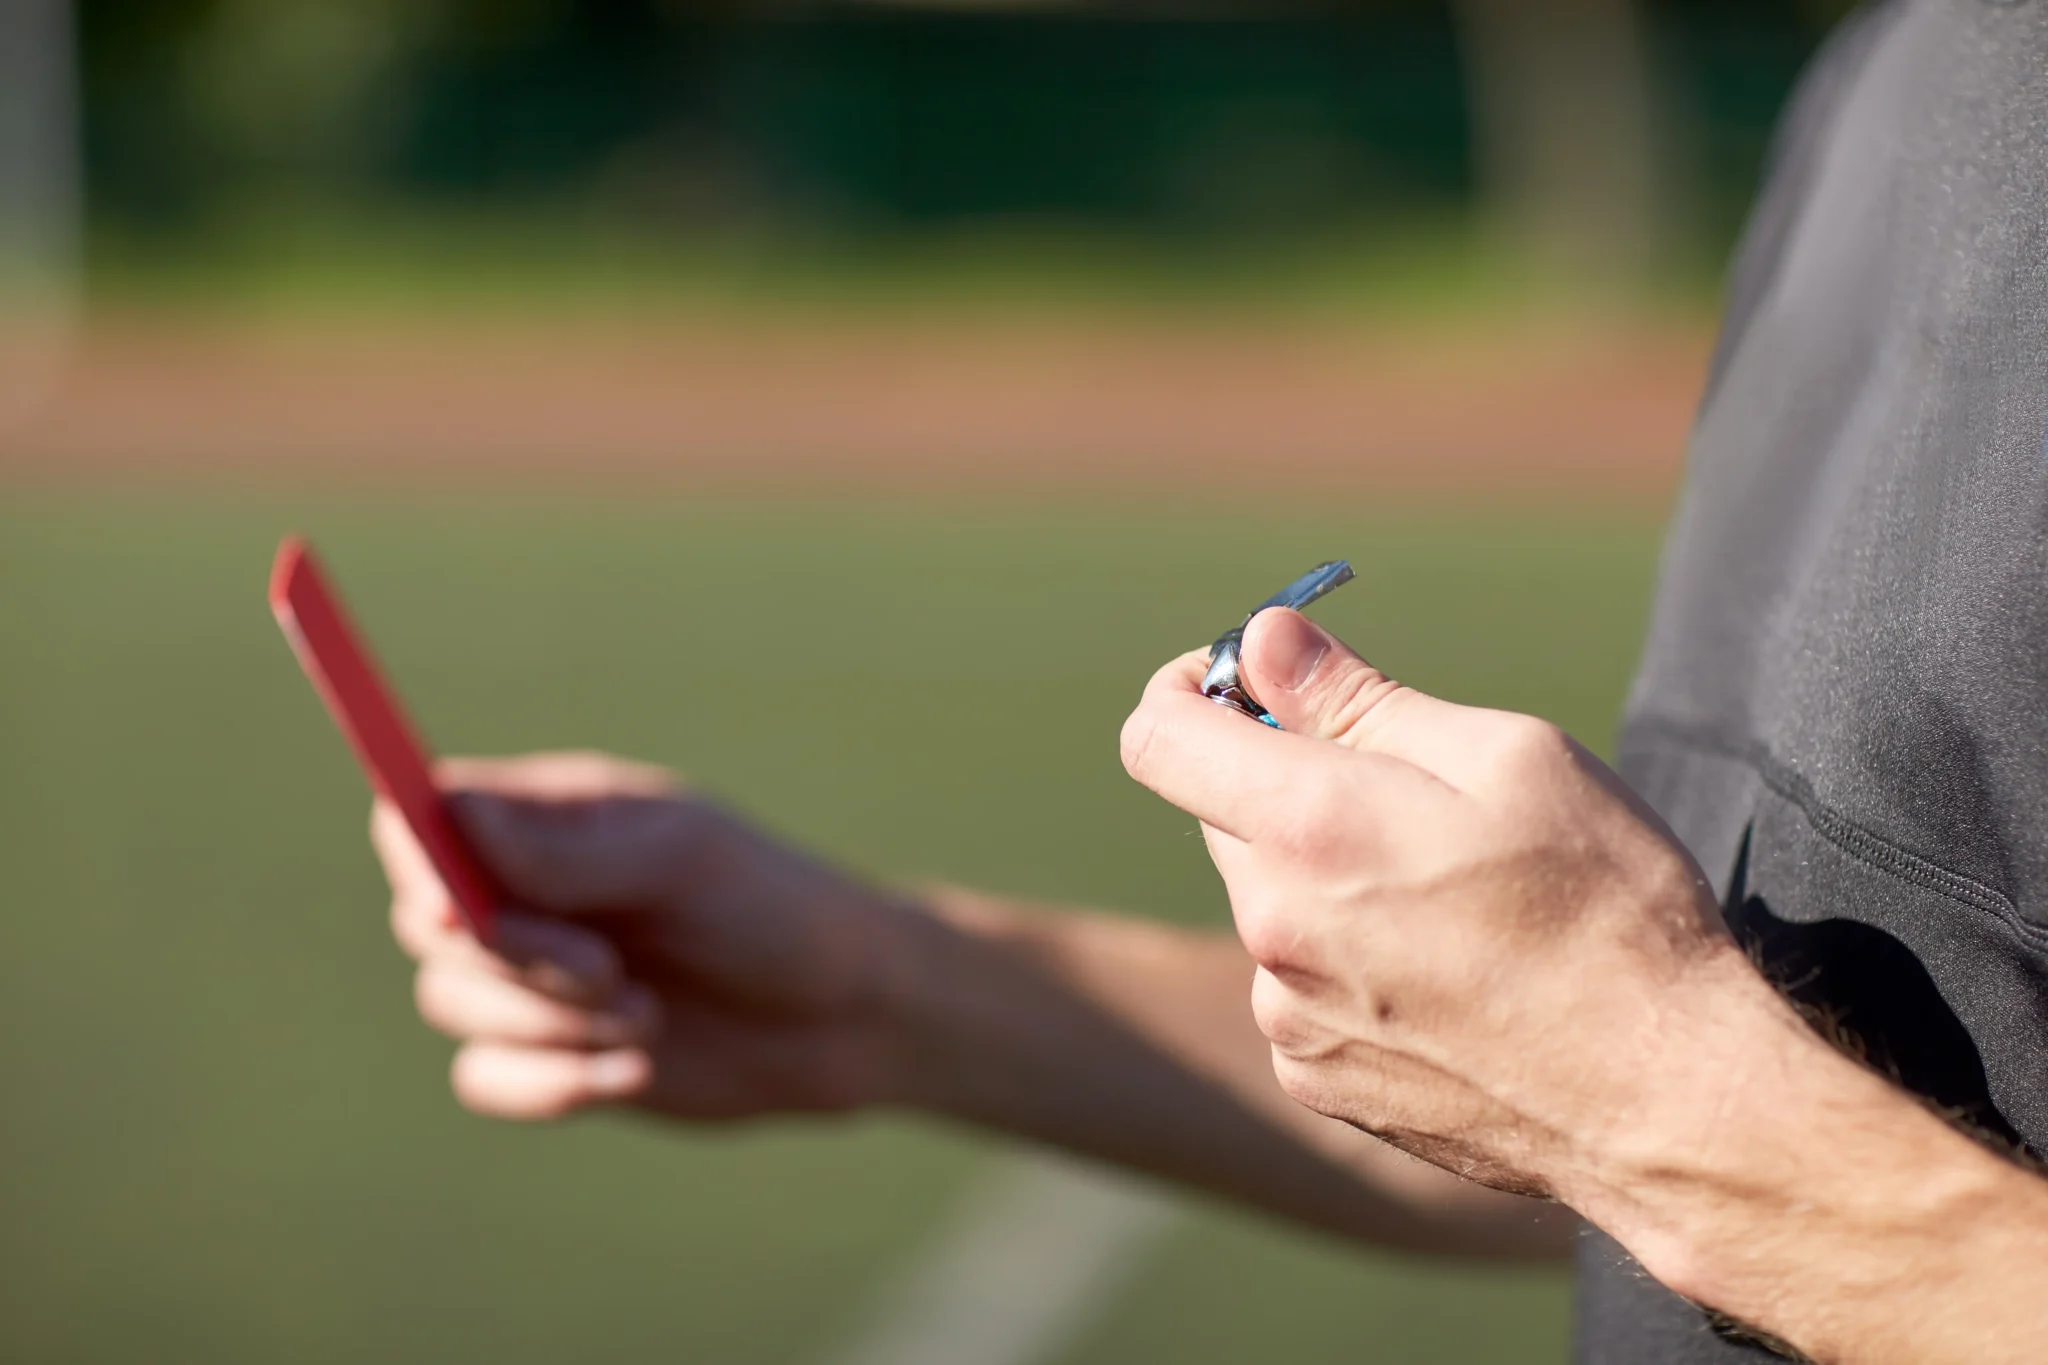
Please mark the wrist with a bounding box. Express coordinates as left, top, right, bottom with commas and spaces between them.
1576, 943, 2043, 1355
861, 884, 1149, 1129
856, 883, 1014, 1115
738, 878, 964, 1116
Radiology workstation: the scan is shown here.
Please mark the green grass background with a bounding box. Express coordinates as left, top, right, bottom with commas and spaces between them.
0, 489, 1663, 1363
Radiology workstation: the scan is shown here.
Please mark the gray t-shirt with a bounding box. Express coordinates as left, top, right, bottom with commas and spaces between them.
1585, 1, 2048, 1358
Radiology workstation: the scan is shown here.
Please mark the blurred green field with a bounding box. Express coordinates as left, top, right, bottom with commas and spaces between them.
0, 489, 1662, 1364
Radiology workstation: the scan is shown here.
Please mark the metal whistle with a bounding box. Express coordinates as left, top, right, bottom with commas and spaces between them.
1201, 560, 1355, 728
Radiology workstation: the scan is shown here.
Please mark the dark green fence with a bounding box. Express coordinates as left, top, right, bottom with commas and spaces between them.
81, 0, 1836, 242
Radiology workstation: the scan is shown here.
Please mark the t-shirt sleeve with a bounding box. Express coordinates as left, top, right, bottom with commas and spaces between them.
1702, 1, 1906, 403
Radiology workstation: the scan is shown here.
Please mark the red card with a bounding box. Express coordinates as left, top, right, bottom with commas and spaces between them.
270, 537, 500, 940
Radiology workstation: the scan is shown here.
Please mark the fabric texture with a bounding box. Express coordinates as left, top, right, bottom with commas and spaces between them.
1580, 0, 2048, 1358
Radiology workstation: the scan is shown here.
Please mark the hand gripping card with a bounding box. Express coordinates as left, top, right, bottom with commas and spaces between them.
269, 537, 501, 941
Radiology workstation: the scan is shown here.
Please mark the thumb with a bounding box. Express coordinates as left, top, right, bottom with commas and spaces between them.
450, 790, 690, 916
1239, 608, 1427, 751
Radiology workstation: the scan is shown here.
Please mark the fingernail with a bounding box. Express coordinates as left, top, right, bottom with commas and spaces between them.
585, 1050, 649, 1096
1260, 609, 1330, 691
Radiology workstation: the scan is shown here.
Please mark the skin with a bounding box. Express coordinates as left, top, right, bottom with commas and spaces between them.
377, 609, 2048, 1363
381, 755, 1569, 1260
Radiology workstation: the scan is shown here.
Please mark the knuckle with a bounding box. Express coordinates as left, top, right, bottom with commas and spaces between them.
389, 897, 421, 954
1271, 1056, 1313, 1104
389, 893, 448, 958
546, 749, 679, 796
443, 750, 679, 804
1234, 902, 1297, 972
1263, 791, 1348, 867
1236, 918, 1280, 971
1269, 1055, 1337, 1117
368, 799, 407, 856
539, 940, 622, 1003
1321, 672, 1409, 743
1249, 967, 1306, 1047
499, 917, 621, 1000
1488, 714, 1572, 779
1118, 708, 1158, 783
554, 749, 636, 786
412, 966, 464, 1033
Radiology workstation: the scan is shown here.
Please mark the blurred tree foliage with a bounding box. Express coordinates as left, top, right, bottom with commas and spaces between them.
78, 0, 1856, 253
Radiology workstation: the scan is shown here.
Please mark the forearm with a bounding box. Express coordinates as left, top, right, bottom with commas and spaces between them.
1581, 946, 2048, 1363
879, 886, 1572, 1261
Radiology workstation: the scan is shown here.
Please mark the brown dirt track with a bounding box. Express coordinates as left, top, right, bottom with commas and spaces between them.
0, 311, 1710, 501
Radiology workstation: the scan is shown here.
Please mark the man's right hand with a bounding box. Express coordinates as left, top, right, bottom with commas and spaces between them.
376, 752, 917, 1122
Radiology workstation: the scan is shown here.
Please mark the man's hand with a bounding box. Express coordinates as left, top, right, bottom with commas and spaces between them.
377, 752, 915, 1122
1120, 606, 1740, 1203
372, 749, 1575, 1262
1119, 608, 2048, 1363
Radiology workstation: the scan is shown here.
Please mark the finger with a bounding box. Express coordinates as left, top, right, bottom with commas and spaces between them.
450, 1043, 652, 1120
378, 801, 613, 993
416, 964, 659, 1048
381, 755, 680, 917
1239, 609, 1473, 782
393, 904, 623, 1005
1199, 818, 1254, 879
435, 752, 677, 804
437, 751, 685, 914
1122, 650, 1428, 841
447, 788, 711, 917
372, 800, 455, 932
1157, 647, 1217, 690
